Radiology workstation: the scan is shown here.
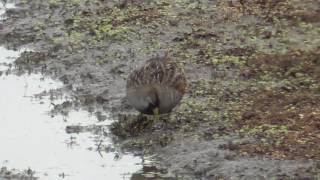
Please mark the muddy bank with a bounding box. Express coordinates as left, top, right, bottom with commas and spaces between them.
1, 0, 320, 179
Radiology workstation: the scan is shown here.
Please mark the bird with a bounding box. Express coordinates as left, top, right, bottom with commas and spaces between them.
126, 53, 187, 117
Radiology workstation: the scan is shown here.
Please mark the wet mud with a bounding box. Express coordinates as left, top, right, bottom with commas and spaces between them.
1, 0, 320, 179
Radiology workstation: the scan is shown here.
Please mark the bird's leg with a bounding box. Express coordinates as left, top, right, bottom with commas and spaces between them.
153, 107, 160, 122
162, 114, 169, 129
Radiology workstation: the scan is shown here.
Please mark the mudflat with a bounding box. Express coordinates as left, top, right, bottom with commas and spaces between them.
1, 0, 319, 179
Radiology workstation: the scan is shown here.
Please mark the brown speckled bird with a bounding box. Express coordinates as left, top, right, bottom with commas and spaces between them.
126, 54, 187, 116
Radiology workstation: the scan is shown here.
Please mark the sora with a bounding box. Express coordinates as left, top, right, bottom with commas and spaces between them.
126, 54, 187, 116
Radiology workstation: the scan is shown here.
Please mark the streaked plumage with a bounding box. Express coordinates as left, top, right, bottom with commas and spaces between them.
126, 54, 187, 115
